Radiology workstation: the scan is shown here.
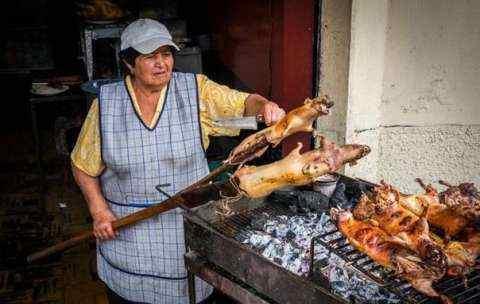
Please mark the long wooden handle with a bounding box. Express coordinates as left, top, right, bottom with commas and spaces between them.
27, 230, 93, 263
27, 163, 233, 263
27, 196, 185, 263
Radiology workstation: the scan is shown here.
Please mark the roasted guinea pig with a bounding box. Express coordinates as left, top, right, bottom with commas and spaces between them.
430, 228, 480, 277
225, 96, 333, 165
331, 209, 451, 304
231, 136, 370, 198
371, 179, 469, 239
411, 179, 471, 239
353, 187, 447, 271
353, 185, 419, 235
439, 181, 480, 221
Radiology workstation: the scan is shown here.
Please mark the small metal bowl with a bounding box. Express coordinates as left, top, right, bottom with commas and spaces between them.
313, 174, 340, 198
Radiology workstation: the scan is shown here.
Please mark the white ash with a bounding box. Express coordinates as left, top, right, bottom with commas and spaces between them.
241, 212, 399, 303
326, 255, 399, 303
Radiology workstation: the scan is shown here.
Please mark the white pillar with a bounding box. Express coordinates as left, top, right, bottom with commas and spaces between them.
344, 0, 388, 181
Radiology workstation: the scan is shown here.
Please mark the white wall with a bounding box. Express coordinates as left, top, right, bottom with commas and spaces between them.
345, 0, 480, 192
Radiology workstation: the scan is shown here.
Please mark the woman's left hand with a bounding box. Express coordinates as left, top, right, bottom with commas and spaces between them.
258, 101, 286, 125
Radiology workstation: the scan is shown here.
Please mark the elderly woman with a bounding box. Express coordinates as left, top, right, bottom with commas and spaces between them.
71, 19, 285, 304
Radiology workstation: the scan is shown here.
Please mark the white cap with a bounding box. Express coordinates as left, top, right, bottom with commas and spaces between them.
120, 18, 179, 54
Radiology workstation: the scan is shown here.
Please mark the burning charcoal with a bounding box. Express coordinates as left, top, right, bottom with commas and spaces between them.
289, 222, 313, 236
262, 239, 283, 258
285, 230, 296, 241
315, 213, 335, 231
286, 255, 303, 274
299, 260, 310, 275
266, 190, 300, 208
329, 182, 353, 209
288, 204, 299, 213
313, 243, 330, 261
294, 191, 330, 212
268, 189, 333, 213
301, 191, 330, 211
264, 220, 277, 234
243, 232, 273, 248
277, 223, 290, 237
326, 255, 399, 303
329, 266, 351, 297
242, 210, 401, 303
295, 236, 311, 248
345, 180, 372, 204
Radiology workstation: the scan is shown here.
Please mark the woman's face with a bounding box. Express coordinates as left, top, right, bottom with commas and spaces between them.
132, 46, 174, 88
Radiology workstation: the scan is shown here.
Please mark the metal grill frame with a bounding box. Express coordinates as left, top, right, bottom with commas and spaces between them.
184, 197, 348, 304
184, 175, 480, 304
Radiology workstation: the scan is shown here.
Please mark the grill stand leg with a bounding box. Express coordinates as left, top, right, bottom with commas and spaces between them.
185, 251, 271, 304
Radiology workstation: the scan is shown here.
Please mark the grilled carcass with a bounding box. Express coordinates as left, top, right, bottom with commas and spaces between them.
231, 136, 370, 198
356, 180, 480, 278
353, 187, 447, 271
431, 228, 480, 277
353, 186, 419, 235
371, 180, 469, 239
411, 179, 470, 239
225, 96, 333, 165
331, 209, 452, 304
439, 181, 480, 221
403, 179, 480, 277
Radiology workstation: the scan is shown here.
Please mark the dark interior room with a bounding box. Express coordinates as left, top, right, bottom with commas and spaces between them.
0, 0, 315, 302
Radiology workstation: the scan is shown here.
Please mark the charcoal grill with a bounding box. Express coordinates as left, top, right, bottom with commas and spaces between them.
183, 175, 480, 304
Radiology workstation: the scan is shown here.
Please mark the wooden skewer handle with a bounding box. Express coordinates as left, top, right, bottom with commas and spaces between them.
27, 196, 184, 263
27, 163, 233, 263
27, 230, 93, 263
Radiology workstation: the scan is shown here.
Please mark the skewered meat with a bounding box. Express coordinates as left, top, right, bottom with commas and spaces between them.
439, 181, 480, 221
331, 209, 451, 304
231, 137, 370, 198
225, 96, 333, 165
353, 189, 447, 271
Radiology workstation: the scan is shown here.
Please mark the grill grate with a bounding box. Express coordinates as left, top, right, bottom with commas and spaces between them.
213, 203, 293, 239
311, 219, 480, 304
210, 201, 480, 304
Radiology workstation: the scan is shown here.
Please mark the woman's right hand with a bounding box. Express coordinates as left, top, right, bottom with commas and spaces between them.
92, 208, 117, 240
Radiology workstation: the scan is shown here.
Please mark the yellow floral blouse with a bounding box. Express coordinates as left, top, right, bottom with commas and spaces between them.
71, 74, 249, 176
